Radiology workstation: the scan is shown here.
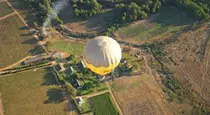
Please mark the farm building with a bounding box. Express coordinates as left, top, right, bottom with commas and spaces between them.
65, 66, 74, 76
51, 52, 68, 59
23, 54, 49, 65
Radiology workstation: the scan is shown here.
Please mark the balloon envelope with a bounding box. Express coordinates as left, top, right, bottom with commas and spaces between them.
83, 36, 122, 75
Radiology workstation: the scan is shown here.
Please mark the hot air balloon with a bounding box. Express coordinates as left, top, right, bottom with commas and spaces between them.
83, 36, 122, 76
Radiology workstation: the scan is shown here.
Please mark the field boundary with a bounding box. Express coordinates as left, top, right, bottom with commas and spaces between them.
0, 56, 31, 71
106, 82, 124, 115
0, 93, 4, 115
0, 0, 6, 3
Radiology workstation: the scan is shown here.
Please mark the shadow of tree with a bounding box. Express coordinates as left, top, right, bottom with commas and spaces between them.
44, 88, 65, 104
19, 26, 29, 30
22, 38, 37, 44
9, 1, 37, 26
29, 46, 45, 56
150, 6, 196, 27
21, 32, 34, 37
42, 67, 59, 86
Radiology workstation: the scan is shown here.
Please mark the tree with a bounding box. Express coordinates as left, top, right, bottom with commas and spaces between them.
67, 83, 77, 97
72, 0, 103, 18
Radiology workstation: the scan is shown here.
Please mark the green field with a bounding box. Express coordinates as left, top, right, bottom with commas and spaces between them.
0, 1, 14, 18
48, 40, 85, 56
0, 68, 68, 115
90, 93, 119, 115
0, 14, 37, 68
118, 7, 195, 41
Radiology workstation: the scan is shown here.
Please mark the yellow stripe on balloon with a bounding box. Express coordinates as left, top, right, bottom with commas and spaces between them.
83, 59, 120, 76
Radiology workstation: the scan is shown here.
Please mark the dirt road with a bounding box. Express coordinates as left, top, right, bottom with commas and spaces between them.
0, 12, 15, 21
76, 90, 109, 98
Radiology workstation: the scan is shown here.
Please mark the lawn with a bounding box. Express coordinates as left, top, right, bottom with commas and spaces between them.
0, 14, 37, 68
0, 68, 68, 115
0, 1, 14, 18
89, 93, 119, 115
48, 40, 85, 56
118, 7, 195, 41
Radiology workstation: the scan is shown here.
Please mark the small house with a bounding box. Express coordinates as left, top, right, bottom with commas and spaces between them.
74, 79, 83, 89
55, 63, 65, 72
76, 97, 84, 105
65, 66, 74, 76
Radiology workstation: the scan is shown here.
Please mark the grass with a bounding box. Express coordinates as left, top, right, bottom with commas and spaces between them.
0, 14, 37, 68
75, 98, 92, 113
118, 7, 195, 41
90, 93, 119, 115
48, 40, 84, 56
0, 68, 68, 115
0, 1, 14, 18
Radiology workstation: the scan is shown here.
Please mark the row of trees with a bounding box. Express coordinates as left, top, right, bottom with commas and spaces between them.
24, 0, 63, 26
175, 0, 210, 20
71, 0, 210, 36
24, 0, 51, 24
72, 0, 103, 18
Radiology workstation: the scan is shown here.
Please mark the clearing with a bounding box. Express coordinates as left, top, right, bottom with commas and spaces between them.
0, 14, 37, 68
116, 7, 195, 43
0, 1, 13, 18
110, 75, 173, 115
59, 4, 114, 34
89, 93, 119, 115
0, 68, 69, 115
47, 39, 85, 56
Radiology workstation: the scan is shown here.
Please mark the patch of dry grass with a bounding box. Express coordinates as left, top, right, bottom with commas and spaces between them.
0, 68, 68, 115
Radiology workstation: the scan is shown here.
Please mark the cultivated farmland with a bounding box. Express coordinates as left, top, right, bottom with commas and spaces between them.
89, 93, 119, 115
0, 68, 68, 115
110, 75, 173, 115
0, 14, 37, 68
0, 1, 13, 18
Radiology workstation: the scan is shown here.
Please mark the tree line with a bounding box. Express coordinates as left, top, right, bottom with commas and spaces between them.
24, 0, 210, 32
71, 0, 210, 35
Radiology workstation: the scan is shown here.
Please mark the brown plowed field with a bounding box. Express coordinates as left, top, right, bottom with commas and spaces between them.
109, 75, 173, 115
